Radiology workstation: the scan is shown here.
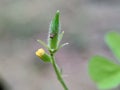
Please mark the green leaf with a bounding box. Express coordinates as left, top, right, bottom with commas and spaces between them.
49, 10, 60, 34
88, 55, 120, 89
48, 10, 60, 50
58, 31, 64, 45
105, 32, 120, 60
58, 43, 69, 50
37, 39, 49, 49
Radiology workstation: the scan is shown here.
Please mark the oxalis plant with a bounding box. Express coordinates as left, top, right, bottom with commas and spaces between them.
35, 10, 69, 90
89, 32, 120, 90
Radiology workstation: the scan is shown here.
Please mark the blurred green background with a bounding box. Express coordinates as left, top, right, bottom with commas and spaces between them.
0, 0, 120, 90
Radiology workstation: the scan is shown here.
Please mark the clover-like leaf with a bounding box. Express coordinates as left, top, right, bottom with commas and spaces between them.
105, 32, 120, 61
89, 55, 120, 89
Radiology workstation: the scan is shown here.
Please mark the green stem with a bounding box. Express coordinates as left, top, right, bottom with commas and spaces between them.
50, 53, 68, 90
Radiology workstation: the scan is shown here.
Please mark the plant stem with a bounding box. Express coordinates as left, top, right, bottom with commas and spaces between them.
50, 53, 68, 90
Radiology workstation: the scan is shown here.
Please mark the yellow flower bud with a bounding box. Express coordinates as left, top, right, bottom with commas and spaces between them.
36, 48, 45, 57
35, 48, 51, 62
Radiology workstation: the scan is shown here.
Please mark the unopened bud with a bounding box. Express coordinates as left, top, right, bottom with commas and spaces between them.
48, 10, 60, 50
36, 48, 51, 62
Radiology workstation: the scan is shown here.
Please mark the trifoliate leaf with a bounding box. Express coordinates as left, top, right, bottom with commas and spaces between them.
89, 55, 120, 89
105, 32, 120, 61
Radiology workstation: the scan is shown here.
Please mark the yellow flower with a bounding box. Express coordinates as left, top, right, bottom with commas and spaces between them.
35, 48, 51, 62
36, 48, 45, 57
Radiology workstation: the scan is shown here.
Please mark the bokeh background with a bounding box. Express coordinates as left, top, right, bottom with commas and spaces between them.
0, 0, 120, 90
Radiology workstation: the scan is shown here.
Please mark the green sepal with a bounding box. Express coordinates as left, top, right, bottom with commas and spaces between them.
37, 39, 49, 50
105, 32, 120, 61
89, 55, 120, 89
57, 42, 69, 51
40, 53, 51, 63
58, 31, 64, 46
48, 10, 60, 50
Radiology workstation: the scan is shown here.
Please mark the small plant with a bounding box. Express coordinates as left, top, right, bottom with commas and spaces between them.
35, 10, 69, 90
89, 32, 120, 89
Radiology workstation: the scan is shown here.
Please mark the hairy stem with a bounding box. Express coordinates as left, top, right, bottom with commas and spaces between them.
50, 53, 68, 90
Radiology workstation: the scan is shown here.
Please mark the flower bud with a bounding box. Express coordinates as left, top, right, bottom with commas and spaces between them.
48, 10, 60, 50
35, 48, 51, 62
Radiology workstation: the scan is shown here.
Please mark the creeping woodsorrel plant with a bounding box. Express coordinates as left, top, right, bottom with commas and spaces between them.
89, 32, 120, 89
35, 10, 69, 90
